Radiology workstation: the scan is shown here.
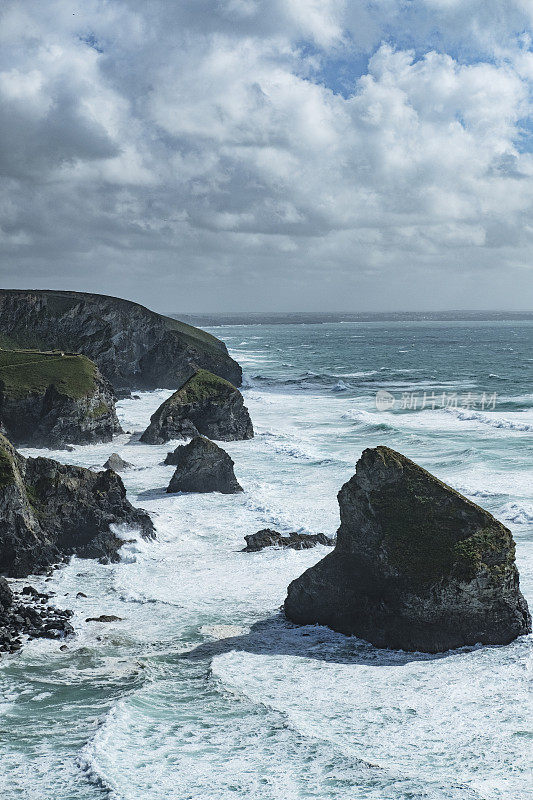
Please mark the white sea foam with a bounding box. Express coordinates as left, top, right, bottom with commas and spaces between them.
1, 325, 532, 800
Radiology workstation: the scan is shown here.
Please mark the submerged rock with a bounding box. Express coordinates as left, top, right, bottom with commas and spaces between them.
0, 433, 154, 578
285, 446, 531, 652
243, 529, 335, 552
0, 349, 121, 448
166, 436, 243, 494
0, 289, 242, 392
85, 614, 123, 623
103, 453, 133, 472
141, 369, 253, 444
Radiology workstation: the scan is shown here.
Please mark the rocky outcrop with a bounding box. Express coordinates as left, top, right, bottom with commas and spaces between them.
141, 369, 253, 444
166, 436, 243, 494
285, 446, 531, 652
0, 348, 121, 448
0, 290, 242, 392
0, 579, 74, 654
0, 433, 154, 578
103, 453, 133, 471
243, 529, 335, 552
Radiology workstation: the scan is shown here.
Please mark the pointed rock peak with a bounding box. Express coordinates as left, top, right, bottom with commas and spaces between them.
285, 446, 531, 652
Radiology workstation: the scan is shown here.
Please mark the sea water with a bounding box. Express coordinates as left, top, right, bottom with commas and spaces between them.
0, 315, 531, 800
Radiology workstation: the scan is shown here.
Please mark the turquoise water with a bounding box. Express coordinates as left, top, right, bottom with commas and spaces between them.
0, 317, 531, 799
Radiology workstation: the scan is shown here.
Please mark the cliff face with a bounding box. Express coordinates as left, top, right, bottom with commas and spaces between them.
141, 369, 253, 444
0, 290, 242, 392
285, 446, 531, 652
0, 433, 154, 578
0, 349, 121, 448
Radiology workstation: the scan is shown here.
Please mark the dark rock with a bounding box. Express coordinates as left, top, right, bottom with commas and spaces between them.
243, 529, 335, 552
76, 592, 87, 598
0, 349, 122, 448
0, 290, 242, 392
166, 436, 243, 494
0, 574, 74, 653
102, 453, 133, 472
163, 449, 181, 466
141, 370, 253, 444
0, 432, 154, 578
284, 446, 531, 653
85, 615, 123, 623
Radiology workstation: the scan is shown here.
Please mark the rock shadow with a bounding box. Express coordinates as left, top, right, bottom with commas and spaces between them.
178, 612, 480, 668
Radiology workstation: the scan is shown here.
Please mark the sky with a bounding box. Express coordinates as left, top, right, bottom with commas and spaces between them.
0, 0, 532, 313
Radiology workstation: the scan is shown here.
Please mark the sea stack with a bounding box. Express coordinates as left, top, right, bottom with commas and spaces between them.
141, 369, 253, 444
284, 446, 531, 652
166, 436, 243, 494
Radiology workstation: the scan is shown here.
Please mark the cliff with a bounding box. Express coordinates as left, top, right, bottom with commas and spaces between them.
0, 433, 154, 578
0, 290, 242, 392
0, 348, 121, 448
284, 446, 531, 652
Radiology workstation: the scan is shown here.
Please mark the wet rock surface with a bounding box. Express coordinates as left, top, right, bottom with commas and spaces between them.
0, 433, 154, 578
285, 446, 531, 652
166, 436, 243, 494
243, 529, 335, 552
0, 578, 74, 654
103, 453, 133, 471
141, 369, 253, 444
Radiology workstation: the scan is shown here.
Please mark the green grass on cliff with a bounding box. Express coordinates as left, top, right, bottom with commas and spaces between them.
0, 349, 97, 399
169, 369, 236, 405
367, 447, 514, 585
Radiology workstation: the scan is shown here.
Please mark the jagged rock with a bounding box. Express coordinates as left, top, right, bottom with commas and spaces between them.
141, 370, 253, 444
243, 529, 335, 552
0, 433, 154, 578
166, 436, 243, 494
85, 615, 123, 623
285, 446, 531, 652
0, 289, 242, 392
163, 448, 181, 466
0, 578, 74, 653
103, 453, 133, 471
0, 348, 121, 448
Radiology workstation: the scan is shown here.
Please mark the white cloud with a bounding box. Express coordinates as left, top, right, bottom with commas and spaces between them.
0, 0, 531, 310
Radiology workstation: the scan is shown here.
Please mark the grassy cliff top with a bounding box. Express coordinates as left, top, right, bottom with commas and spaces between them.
169, 369, 238, 406
0, 348, 98, 399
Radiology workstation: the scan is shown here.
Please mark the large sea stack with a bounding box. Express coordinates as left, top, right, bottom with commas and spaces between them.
0, 348, 121, 448
141, 369, 253, 444
0, 433, 153, 578
285, 446, 531, 652
0, 290, 242, 392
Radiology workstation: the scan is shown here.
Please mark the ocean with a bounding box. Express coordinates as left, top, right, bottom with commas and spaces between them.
0, 313, 531, 800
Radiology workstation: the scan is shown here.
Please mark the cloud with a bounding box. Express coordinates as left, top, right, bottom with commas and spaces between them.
0, 0, 531, 310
